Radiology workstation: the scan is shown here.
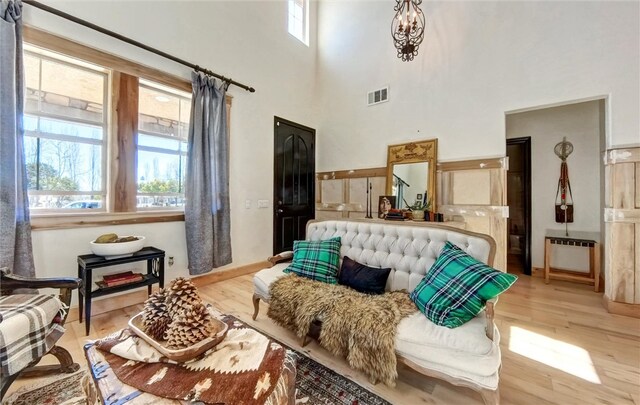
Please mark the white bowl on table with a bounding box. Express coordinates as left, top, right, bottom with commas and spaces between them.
89, 236, 146, 259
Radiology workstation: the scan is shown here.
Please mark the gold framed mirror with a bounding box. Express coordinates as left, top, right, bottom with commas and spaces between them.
386, 139, 438, 212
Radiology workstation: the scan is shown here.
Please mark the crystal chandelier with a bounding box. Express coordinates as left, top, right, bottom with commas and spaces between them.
391, 0, 425, 62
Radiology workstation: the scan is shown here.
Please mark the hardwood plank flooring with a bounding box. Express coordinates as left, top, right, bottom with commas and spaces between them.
6, 275, 640, 405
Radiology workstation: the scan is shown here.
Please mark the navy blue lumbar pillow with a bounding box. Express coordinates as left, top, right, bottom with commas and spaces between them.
338, 256, 391, 295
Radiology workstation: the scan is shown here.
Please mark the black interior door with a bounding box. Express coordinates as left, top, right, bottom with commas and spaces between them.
274, 117, 315, 254
506, 137, 532, 275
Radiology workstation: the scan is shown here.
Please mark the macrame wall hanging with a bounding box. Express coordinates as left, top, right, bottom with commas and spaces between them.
554, 137, 574, 236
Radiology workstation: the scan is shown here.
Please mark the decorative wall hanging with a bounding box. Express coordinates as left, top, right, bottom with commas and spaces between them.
391, 0, 425, 62
554, 137, 574, 235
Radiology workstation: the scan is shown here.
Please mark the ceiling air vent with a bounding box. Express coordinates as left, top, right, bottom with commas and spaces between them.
367, 86, 389, 106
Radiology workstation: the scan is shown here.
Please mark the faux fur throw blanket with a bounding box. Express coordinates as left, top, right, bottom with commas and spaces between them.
267, 274, 417, 386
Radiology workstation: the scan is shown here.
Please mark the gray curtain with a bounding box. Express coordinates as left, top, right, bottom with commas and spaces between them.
0, 0, 35, 277
185, 72, 231, 275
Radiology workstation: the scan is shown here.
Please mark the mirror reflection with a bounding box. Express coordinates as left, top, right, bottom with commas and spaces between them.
386, 139, 438, 213
392, 162, 429, 209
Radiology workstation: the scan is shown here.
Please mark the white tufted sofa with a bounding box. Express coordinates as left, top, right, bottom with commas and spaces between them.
252, 220, 501, 404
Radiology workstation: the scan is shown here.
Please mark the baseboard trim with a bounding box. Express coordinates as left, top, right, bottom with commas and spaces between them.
603, 296, 640, 318
66, 260, 268, 323
190, 261, 269, 287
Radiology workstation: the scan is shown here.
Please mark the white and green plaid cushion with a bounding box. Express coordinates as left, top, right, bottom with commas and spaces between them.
283, 237, 341, 284
410, 241, 517, 328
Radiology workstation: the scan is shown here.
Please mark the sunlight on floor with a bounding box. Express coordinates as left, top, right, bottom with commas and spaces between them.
508, 326, 601, 384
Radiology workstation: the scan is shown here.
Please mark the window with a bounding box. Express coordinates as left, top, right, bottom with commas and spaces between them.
22, 27, 229, 225
23, 45, 108, 211
137, 80, 191, 209
288, 0, 308, 45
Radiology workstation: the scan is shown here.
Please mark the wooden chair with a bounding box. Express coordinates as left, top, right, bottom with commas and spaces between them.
0, 269, 81, 399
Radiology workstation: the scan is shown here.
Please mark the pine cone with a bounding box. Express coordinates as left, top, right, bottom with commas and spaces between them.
166, 277, 202, 317
142, 290, 170, 340
164, 303, 216, 349
145, 317, 171, 341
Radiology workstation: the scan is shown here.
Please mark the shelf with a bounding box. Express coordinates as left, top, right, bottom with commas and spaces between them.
78, 247, 165, 269
78, 245, 165, 336
89, 274, 160, 298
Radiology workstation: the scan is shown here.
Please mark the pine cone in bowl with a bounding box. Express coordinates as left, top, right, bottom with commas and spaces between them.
165, 302, 217, 349
141, 290, 170, 341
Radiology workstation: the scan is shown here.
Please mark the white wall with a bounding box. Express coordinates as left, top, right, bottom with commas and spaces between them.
22, 1, 640, 283
32, 223, 186, 304
315, 1, 639, 171
506, 100, 602, 271
24, 1, 318, 281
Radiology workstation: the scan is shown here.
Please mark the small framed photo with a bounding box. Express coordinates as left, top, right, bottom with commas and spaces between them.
378, 195, 396, 219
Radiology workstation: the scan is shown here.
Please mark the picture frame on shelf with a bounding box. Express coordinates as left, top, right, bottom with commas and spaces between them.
378, 195, 396, 219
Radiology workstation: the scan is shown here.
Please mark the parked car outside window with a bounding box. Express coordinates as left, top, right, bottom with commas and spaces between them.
62, 201, 101, 209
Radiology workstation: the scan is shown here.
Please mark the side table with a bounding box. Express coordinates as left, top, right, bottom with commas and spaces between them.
544, 230, 600, 292
78, 247, 165, 335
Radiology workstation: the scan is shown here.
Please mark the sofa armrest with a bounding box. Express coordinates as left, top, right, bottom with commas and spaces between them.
267, 251, 294, 267
484, 297, 498, 341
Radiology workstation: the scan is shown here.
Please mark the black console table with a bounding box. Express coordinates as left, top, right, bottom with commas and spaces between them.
77, 247, 165, 335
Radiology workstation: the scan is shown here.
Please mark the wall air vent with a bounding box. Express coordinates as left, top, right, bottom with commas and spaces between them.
367, 86, 389, 106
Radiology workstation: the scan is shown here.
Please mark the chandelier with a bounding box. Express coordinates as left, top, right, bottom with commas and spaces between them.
391, 0, 425, 62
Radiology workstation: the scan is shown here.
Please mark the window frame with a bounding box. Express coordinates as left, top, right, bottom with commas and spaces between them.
287, 0, 309, 45
136, 80, 191, 211
23, 46, 110, 213
23, 26, 232, 230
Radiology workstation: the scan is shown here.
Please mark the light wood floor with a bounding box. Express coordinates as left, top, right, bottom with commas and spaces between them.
6, 274, 640, 405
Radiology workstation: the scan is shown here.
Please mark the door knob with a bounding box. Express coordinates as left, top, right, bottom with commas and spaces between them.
276, 209, 284, 214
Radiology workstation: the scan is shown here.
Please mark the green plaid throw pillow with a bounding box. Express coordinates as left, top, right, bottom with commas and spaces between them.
410, 241, 517, 328
283, 237, 341, 284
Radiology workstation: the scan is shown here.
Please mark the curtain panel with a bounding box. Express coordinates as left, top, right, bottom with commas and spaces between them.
0, 0, 35, 277
185, 72, 232, 275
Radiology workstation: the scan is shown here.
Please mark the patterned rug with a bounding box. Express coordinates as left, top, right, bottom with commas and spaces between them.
2, 369, 97, 405
293, 349, 390, 404
233, 314, 390, 405
5, 319, 390, 405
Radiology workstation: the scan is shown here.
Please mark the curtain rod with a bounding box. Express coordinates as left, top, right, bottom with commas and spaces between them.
23, 0, 256, 93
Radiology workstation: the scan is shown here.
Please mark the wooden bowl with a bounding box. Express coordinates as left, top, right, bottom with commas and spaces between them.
128, 310, 228, 362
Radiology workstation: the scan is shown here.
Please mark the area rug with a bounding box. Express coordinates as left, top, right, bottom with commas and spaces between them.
2, 369, 97, 405
293, 349, 390, 404
236, 314, 392, 405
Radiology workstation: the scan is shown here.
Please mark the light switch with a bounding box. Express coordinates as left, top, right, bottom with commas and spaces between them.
245, 200, 251, 209
258, 199, 269, 208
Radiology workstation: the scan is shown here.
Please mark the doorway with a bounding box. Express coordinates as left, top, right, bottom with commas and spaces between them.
273, 117, 315, 254
506, 137, 532, 275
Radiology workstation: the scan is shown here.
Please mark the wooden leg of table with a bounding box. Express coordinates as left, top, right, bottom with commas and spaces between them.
593, 243, 601, 292
544, 238, 551, 284
589, 245, 595, 279
85, 268, 92, 336
78, 265, 84, 324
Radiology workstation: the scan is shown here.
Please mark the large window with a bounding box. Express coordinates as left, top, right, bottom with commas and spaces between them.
137, 80, 191, 209
24, 45, 108, 211
21, 27, 231, 226
22, 29, 201, 218
288, 0, 308, 45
